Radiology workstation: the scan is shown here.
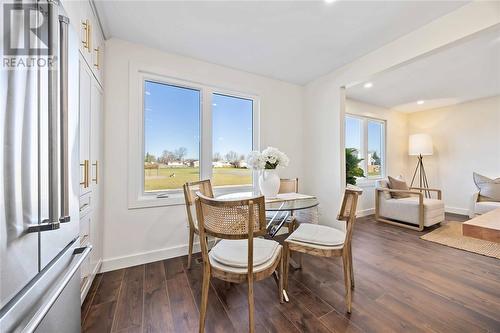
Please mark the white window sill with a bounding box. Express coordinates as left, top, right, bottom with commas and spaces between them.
128, 184, 255, 209
354, 177, 384, 188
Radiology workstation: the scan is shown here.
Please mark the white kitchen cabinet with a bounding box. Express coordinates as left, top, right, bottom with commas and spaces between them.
74, 0, 105, 303
79, 59, 91, 196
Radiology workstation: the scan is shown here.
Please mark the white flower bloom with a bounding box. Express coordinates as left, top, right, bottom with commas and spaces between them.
261, 147, 289, 169
246, 151, 265, 169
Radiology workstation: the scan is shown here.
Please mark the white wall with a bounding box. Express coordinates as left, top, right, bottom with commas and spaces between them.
303, 2, 500, 227
101, 38, 304, 271
407, 96, 500, 215
345, 99, 409, 215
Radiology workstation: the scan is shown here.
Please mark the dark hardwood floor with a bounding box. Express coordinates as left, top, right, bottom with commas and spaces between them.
81, 214, 500, 333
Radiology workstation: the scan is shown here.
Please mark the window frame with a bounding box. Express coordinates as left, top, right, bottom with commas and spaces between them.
128, 67, 260, 209
345, 113, 386, 182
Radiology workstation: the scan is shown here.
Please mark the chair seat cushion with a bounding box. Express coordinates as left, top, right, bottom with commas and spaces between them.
287, 223, 346, 247
210, 238, 280, 268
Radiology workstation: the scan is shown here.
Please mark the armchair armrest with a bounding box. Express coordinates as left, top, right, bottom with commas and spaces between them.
375, 187, 422, 196
409, 187, 442, 200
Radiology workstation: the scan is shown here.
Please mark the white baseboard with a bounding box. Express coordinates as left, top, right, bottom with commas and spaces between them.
100, 243, 201, 273
357, 208, 374, 217
445, 206, 469, 216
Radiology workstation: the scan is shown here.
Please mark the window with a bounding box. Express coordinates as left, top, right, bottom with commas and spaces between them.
345, 114, 385, 179
212, 94, 253, 187
130, 69, 259, 207
144, 81, 201, 192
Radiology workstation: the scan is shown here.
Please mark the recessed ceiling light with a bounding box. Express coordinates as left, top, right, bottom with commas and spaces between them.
363, 82, 373, 88
325, 0, 336, 3
212, 103, 217, 106
417, 100, 425, 105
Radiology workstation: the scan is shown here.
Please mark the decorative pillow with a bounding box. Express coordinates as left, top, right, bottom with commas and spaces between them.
376, 179, 392, 200
388, 176, 411, 199
473, 173, 500, 202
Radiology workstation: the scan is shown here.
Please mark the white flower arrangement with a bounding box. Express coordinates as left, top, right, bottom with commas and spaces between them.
246, 147, 289, 170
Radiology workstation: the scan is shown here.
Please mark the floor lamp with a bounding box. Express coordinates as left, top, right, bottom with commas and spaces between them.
409, 134, 433, 198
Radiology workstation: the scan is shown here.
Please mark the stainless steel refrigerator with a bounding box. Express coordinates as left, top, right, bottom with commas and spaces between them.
1, 1, 90, 332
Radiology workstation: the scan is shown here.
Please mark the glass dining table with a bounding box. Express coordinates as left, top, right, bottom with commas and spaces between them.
217, 192, 319, 237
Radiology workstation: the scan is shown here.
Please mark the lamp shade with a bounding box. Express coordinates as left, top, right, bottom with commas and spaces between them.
409, 133, 433, 156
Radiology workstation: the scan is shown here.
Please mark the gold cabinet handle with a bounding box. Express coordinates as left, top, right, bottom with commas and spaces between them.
92, 161, 98, 184
93, 47, 100, 69
82, 19, 90, 50
87, 21, 92, 52
80, 160, 90, 188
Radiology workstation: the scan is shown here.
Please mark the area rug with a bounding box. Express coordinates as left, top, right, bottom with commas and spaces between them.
421, 221, 500, 259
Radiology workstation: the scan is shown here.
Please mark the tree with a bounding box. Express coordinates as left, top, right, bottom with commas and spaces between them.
213, 152, 222, 162
225, 151, 239, 167
174, 147, 187, 161
372, 151, 381, 165
346, 148, 365, 185
160, 150, 175, 164
144, 152, 156, 163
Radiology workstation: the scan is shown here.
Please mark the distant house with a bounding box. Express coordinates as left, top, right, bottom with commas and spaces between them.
236, 160, 248, 168
166, 161, 184, 167
212, 161, 232, 168
184, 159, 199, 167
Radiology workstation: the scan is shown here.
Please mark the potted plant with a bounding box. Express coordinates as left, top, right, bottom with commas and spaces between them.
247, 147, 289, 198
346, 148, 364, 185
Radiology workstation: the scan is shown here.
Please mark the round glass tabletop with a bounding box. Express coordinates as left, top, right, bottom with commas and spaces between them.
217, 192, 319, 212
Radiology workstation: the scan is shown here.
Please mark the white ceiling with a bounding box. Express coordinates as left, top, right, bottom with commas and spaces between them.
347, 27, 500, 113
94, 0, 467, 85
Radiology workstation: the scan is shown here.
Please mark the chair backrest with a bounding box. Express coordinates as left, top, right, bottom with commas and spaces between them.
337, 186, 362, 246
195, 194, 266, 277
279, 178, 298, 194
183, 180, 214, 230
195, 194, 266, 240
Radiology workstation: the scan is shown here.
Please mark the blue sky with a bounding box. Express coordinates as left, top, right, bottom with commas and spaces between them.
345, 116, 382, 153
144, 81, 252, 160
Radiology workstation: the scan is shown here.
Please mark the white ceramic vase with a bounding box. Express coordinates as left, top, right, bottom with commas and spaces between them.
259, 169, 280, 198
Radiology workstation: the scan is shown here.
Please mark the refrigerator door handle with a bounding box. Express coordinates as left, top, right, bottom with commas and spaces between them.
21, 246, 92, 333
59, 13, 71, 224
47, 0, 60, 226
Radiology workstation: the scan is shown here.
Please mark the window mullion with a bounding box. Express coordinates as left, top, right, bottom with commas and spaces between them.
200, 88, 213, 181
363, 119, 369, 176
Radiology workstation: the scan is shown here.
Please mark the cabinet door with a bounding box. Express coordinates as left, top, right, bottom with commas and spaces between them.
89, 81, 103, 269
90, 81, 102, 191
78, 1, 94, 67
79, 59, 91, 196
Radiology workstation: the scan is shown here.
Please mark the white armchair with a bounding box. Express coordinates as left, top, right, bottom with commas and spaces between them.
375, 179, 445, 231
469, 191, 500, 218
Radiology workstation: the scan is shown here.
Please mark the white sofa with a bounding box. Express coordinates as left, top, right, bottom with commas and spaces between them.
375, 179, 445, 231
469, 192, 500, 218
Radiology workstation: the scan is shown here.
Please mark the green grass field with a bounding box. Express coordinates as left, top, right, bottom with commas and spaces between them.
144, 167, 252, 191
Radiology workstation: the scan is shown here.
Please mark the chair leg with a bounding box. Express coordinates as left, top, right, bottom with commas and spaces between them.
248, 281, 255, 333
283, 242, 290, 290
187, 229, 195, 269
349, 244, 354, 290
199, 265, 210, 333
279, 254, 284, 303
342, 252, 352, 313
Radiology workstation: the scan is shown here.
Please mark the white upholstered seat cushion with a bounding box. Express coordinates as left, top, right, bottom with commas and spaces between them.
475, 201, 500, 215
210, 238, 280, 268
286, 223, 346, 247
379, 196, 444, 226
209, 239, 282, 274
